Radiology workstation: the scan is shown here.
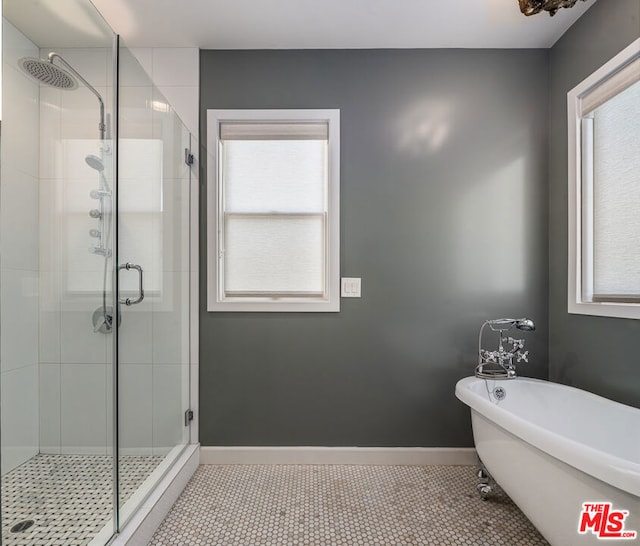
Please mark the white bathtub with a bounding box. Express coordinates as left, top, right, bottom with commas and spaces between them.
456, 376, 640, 546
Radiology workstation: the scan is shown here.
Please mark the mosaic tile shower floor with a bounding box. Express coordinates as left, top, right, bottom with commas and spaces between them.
1, 453, 163, 546
150, 465, 549, 546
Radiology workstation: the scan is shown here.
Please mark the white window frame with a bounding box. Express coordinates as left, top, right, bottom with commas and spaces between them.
568, 38, 640, 319
206, 109, 340, 312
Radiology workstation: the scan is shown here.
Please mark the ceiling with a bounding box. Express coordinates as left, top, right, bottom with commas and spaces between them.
88, 0, 596, 50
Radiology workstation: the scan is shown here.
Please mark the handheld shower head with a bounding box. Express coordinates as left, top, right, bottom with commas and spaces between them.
484, 317, 535, 333
85, 155, 104, 172
515, 318, 536, 332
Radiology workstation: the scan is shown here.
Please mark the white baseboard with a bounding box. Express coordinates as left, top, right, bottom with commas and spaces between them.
200, 446, 477, 466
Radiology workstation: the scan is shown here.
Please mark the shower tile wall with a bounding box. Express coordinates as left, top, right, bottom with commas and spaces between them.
37, 45, 113, 456
0, 20, 40, 475
129, 47, 199, 137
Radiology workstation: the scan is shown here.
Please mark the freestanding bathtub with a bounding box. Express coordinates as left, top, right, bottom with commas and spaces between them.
456, 376, 640, 546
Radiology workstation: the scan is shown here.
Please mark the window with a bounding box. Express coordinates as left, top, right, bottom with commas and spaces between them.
568, 38, 640, 319
207, 109, 340, 312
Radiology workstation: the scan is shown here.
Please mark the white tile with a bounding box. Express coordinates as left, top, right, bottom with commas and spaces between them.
3, 21, 38, 68
39, 363, 61, 452
62, 138, 105, 181
119, 86, 154, 139
64, 269, 106, 294
118, 214, 158, 296
151, 90, 192, 180
152, 272, 189, 365
152, 48, 198, 87
157, 85, 198, 138
39, 177, 64, 274
0, 269, 39, 372
118, 139, 163, 203
60, 308, 107, 364
150, 99, 181, 181
39, 271, 62, 363
1, 64, 39, 178
0, 167, 39, 271
61, 363, 108, 452
152, 364, 185, 451
1, 365, 39, 474
39, 86, 63, 180
128, 47, 154, 84
119, 309, 153, 364
59, 47, 110, 88
156, 178, 190, 273
61, 85, 108, 141
119, 364, 153, 452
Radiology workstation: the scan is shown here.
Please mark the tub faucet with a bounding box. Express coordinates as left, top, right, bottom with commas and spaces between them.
476, 318, 535, 379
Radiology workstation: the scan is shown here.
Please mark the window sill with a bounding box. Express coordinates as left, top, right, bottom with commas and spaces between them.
568, 299, 640, 320
208, 298, 340, 313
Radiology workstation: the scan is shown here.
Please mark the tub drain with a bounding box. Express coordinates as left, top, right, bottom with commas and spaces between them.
10, 520, 35, 533
493, 386, 506, 400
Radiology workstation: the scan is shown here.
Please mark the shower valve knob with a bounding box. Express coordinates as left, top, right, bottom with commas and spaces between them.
507, 337, 524, 348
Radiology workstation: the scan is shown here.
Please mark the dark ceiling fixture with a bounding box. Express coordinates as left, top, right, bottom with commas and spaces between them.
518, 0, 587, 16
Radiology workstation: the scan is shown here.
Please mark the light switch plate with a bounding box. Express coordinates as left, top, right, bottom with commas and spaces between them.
341, 277, 361, 298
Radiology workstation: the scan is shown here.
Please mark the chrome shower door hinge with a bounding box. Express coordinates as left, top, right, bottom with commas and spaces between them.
184, 148, 194, 166
184, 409, 194, 427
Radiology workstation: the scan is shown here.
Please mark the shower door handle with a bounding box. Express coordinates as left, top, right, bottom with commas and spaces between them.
118, 263, 144, 305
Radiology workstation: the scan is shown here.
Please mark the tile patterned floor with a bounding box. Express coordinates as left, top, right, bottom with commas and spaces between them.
150, 465, 549, 546
1, 454, 163, 546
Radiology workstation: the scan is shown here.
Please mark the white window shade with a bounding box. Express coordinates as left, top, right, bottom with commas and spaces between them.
224, 214, 325, 295
591, 82, 640, 301
223, 140, 326, 213
220, 122, 328, 141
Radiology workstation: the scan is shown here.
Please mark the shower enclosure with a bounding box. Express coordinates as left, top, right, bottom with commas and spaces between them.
0, 1, 196, 544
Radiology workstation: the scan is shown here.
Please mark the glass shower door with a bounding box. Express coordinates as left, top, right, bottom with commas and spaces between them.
116, 42, 192, 527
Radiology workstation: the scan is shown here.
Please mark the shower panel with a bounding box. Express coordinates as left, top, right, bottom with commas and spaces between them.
1, 1, 194, 544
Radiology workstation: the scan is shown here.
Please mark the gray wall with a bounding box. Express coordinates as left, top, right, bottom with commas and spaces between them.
199, 49, 549, 447
548, 0, 640, 409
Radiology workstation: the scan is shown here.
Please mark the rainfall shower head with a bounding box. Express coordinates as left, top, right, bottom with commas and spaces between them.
85, 155, 104, 172
19, 52, 106, 141
19, 57, 78, 90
